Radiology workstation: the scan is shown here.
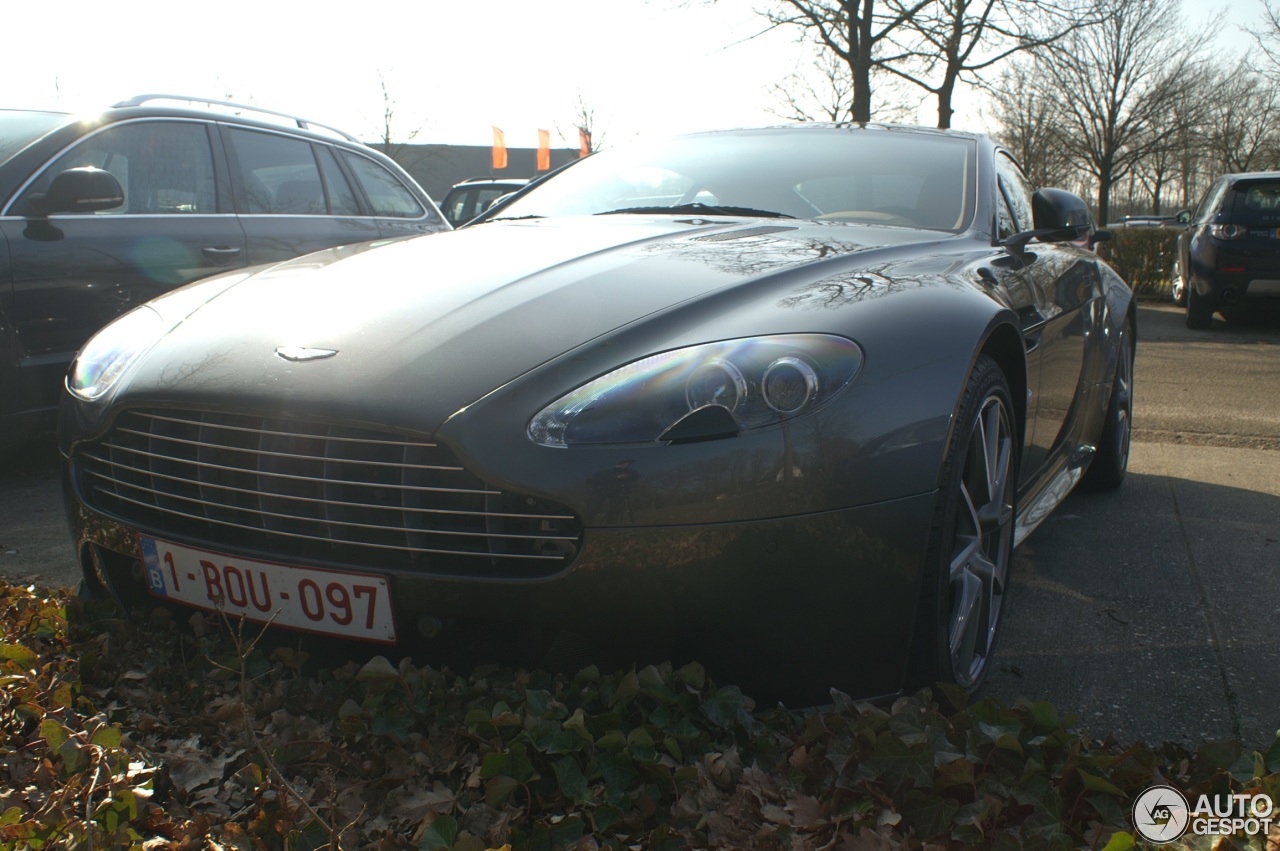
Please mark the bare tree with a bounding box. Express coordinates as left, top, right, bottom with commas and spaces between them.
882, 0, 1104, 128
371, 72, 429, 170
770, 54, 857, 122
1203, 59, 1280, 174
756, 0, 931, 122
1029, 0, 1203, 224
572, 93, 605, 154
986, 58, 1074, 189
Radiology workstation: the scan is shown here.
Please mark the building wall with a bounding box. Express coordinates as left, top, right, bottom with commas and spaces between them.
375, 143, 581, 203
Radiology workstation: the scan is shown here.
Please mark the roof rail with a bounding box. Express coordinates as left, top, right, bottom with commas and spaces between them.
111, 94, 361, 143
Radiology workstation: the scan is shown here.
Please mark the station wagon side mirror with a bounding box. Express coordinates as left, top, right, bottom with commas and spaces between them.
28, 167, 124, 216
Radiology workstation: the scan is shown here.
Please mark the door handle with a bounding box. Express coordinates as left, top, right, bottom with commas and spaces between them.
202, 246, 243, 265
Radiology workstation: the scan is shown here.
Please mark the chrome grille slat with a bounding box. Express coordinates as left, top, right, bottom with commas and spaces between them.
114, 425, 464, 472
76, 409, 582, 578
86, 473, 577, 541
81, 447, 501, 496
81, 461, 569, 520
97, 489, 566, 560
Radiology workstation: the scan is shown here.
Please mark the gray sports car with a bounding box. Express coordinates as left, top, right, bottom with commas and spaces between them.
58, 125, 1134, 705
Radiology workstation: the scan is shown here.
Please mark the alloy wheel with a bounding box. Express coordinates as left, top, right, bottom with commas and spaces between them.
947, 392, 1015, 688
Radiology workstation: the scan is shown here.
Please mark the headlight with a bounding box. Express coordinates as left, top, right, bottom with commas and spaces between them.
67, 306, 166, 401
528, 334, 863, 447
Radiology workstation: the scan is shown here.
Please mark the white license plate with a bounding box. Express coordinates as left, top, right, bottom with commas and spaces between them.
140, 537, 396, 643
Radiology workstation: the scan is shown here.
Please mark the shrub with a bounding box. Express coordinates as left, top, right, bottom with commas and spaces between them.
1097, 227, 1181, 296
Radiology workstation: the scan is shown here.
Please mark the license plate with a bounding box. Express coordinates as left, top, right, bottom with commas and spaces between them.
140, 537, 396, 643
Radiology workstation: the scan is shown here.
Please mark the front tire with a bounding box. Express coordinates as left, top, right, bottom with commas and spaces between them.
909, 355, 1016, 695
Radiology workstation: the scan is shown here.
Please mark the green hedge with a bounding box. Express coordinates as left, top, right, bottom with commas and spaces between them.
1097, 226, 1180, 296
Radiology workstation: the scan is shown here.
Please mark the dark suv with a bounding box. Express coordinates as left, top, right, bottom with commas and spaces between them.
1174, 172, 1280, 329
439, 177, 530, 226
1, 95, 447, 451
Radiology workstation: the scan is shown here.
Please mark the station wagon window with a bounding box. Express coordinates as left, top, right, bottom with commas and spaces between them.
316, 146, 360, 216
341, 152, 425, 218
17, 121, 216, 215
229, 128, 335, 215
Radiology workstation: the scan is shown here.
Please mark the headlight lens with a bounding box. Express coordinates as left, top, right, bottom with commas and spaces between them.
528, 334, 863, 446
67, 306, 165, 401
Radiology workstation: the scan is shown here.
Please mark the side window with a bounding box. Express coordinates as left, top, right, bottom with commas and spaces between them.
228, 128, 328, 215
995, 152, 1035, 235
1194, 180, 1228, 224
18, 121, 216, 215
342, 152, 424, 218
316, 146, 360, 216
996, 192, 1017, 241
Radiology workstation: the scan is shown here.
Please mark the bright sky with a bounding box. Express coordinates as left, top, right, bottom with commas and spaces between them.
2, 0, 1263, 150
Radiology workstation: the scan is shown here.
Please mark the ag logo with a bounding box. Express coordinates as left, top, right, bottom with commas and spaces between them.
1133, 785, 1190, 843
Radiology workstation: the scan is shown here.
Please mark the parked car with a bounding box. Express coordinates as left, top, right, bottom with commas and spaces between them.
439, 177, 530, 226
59, 124, 1134, 704
0, 95, 448, 452
1106, 214, 1176, 228
1174, 172, 1280, 329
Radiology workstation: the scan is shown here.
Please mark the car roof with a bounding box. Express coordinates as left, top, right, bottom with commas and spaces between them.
6, 95, 375, 152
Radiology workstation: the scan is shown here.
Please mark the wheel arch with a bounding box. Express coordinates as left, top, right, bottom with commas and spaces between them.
978, 320, 1028, 452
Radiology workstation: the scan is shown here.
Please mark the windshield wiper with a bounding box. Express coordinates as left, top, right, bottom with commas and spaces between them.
597, 202, 794, 219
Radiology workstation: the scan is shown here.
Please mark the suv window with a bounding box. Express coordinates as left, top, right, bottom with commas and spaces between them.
16, 120, 217, 215
230, 127, 337, 215
342, 152, 424, 218
1193, 179, 1229, 224
1229, 181, 1280, 224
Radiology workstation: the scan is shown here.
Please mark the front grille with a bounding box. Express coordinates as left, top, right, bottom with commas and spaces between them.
76, 409, 581, 578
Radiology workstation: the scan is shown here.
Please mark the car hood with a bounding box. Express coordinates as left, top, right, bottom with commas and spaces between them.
127, 215, 949, 430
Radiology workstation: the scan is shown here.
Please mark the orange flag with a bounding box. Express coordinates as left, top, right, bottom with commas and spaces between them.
491, 127, 508, 170
537, 129, 551, 171
578, 128, 592, 158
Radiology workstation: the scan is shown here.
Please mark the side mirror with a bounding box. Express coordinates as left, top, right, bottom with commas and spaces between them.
28, 167, 124, 216
1031, 188, 1092, 242
1175, 209, 1191, 225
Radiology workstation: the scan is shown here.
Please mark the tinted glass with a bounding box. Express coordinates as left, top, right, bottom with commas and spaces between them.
0, 110, 67, 168
17, 120, 216, 215
996, 152, 1035, 233
494, 128, 978, 231
230, 128, 327, 214
317, 145, 360, 215
1229, 181, 1280, 225
342, 153, 424, 218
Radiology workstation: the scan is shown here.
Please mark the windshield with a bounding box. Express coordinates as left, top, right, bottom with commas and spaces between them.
0, 110, 68, 169
492, 127, 977, 231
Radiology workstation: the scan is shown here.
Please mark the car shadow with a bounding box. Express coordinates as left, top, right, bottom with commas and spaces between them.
986, 467, 1280, 749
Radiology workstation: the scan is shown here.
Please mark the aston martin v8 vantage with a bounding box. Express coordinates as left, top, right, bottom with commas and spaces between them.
59, 125, 1134, 704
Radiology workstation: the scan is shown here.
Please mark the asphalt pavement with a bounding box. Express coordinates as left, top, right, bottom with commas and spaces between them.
984, 302, 1280, 749
3, 300, 1277, 750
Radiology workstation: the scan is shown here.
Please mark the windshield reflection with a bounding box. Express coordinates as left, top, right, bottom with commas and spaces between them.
493, 127, 977, 232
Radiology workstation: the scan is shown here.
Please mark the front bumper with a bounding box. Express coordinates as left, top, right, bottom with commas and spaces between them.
64, 463, 934, 705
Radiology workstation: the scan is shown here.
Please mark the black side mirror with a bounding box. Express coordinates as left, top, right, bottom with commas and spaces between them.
1175, 209, 1191, 225
1031, 188, 1092, 242
28, 167, 124, 216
